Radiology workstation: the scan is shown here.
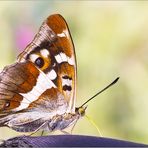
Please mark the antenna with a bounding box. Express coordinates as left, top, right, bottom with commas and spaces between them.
80, 77, 119, 107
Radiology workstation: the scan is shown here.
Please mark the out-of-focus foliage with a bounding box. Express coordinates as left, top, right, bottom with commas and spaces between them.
0, 1, 148, 144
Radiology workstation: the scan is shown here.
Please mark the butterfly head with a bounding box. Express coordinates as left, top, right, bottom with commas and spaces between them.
75, 106, 87, 117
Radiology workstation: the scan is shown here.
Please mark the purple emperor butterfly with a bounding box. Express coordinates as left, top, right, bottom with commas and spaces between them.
0, 14, 119, 133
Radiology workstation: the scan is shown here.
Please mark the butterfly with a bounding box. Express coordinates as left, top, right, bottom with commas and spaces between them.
0, 14, 119, 134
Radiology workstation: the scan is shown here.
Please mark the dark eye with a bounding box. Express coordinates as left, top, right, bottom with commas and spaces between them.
35, 57, 44, 68
5, 102, 10, 108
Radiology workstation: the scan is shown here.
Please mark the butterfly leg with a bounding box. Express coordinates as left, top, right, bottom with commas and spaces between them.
60, 130, 71, 135
41, 130, 45, 136
70, 118, 79, 134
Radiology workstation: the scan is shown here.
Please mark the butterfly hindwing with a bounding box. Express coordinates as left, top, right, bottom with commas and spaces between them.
0, 61, 39, 113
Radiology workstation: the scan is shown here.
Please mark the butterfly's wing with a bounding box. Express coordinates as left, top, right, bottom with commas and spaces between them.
18, 14, 76, 113
0, 14, 77, 131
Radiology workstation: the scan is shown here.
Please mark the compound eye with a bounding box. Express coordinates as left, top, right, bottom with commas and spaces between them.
35, 57, 44, 68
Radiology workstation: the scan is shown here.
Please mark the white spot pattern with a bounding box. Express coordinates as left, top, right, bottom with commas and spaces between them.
47, 69, 57, 80
30, 54, 39, 62
40, 49, 50, 58
57, 29, 69, 38
62, 78, 72, 87
55, 52, 74, 65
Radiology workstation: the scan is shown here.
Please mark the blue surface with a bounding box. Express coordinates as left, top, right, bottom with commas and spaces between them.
1, 135, 147, 147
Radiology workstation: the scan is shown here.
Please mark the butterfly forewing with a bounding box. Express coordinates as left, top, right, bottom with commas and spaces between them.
18, 14, 77, 113
0, 14, 77, 131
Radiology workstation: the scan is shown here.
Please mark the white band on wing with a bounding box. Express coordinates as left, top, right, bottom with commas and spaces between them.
15, 71, 56, 111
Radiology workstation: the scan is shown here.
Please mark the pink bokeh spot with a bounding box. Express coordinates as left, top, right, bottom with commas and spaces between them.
16, 25, 34, 52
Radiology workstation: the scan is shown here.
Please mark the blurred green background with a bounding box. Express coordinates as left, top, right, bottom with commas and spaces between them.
0, 1, 148, 144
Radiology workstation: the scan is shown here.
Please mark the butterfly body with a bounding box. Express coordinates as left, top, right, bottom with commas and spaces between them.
0, 14, 83, 133
0, 109, 80, 133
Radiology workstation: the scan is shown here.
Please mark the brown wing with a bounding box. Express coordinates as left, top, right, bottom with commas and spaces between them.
0, 61, 68, 129
0, 14, 76, 131
0, 61, 39, 113
0, 14, 76, 117
17, 14, 77, 113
